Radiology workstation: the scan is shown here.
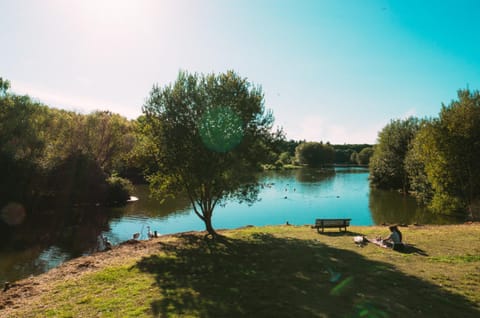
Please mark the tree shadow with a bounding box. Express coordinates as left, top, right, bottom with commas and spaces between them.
135, 233, 479, 317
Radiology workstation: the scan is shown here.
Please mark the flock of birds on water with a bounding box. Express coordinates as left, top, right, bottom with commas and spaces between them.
100, 181, 343, 251
264, 182, 340, 200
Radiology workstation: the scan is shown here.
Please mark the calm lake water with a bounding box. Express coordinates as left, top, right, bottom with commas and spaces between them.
0, 167, 458, 283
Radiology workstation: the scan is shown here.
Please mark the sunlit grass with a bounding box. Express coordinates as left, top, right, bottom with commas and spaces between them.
39, 265, 157, 317
8, 224, 480, 317
429, 255, 480, 263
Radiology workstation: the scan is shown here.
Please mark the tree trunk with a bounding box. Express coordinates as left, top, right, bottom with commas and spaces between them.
204, 213, 218, 239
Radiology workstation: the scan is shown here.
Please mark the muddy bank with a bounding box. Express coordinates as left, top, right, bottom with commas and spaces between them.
0, 231, 200, 314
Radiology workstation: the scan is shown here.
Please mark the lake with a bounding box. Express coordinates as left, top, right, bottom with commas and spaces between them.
0, 167, 458, 283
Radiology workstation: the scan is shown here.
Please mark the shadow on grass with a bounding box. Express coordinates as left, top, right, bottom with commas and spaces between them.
316, 230, 366, 237
399, 244, 429, 256
322, 231, 430, 256
135, 233, 479, 318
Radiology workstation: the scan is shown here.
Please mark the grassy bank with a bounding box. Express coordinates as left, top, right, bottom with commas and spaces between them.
1, 224, 480, 317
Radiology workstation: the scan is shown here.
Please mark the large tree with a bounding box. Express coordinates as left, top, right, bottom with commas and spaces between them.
142, 71, 274, 237
295, 142, 335, 167
407, 90, 480, 217
369, 117, 421, 192
82, 111, 135, 173
0, 85, 50, 206
0, 77, 134, 208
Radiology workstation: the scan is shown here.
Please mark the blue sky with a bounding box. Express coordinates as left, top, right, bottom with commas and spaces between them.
1, 0, 479, 144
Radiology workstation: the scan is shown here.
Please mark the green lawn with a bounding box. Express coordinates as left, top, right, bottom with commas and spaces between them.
7, 224, 480, 317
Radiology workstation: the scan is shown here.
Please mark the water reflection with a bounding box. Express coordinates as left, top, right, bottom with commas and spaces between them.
333, 166, 369, 174
0, 207, 113, 282
0, 168, 463, 284
294, 168, 335, 183
369, 188, 460, 225
114, 185, 191, 219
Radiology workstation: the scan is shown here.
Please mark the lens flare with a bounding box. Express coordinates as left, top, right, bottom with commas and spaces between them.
198, 106, 244, 152
1, 202, 26, 225
352, 301, 389, 318
330, 276, 354, 296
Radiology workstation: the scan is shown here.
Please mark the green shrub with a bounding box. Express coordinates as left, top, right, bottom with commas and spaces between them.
105, 175, 133, 206
46, 152, 108, 206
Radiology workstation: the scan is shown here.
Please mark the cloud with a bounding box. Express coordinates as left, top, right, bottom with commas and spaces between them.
285, 115, 380, 144
10, 80, 141, 119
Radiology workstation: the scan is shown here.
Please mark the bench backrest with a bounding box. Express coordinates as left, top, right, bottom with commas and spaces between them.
315, 219, 351, 226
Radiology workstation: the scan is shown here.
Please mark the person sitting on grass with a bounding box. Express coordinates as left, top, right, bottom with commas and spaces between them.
382, 225, 404, 251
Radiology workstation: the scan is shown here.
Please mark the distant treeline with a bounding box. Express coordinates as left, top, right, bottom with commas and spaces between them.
267, 138, 373, 168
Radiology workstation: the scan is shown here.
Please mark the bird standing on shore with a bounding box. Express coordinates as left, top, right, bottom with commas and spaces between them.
103, 236, 112, 250
132, 232, 140, 240
147, 226, 154, 239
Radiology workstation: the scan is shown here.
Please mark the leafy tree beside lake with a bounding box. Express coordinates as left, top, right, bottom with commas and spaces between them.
271, 138, 301, 165
372, 89, 480, 219
0, 77, 134, 209
406, 89, 480, 218
369, 117, 421, 192
349, 147, 373, 166
142, 71, 275, 238
356, 147, 374, 165
295, 141, 335, 167
0, 84, 51, 206
333, 144, 371, 165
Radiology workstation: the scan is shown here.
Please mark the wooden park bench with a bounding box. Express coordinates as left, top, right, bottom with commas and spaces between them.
314, 218, 351, 233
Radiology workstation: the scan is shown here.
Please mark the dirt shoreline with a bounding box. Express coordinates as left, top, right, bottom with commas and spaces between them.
0, 231, 200, 314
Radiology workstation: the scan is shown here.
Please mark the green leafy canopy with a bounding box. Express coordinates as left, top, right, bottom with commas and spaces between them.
142, 70, 274, 236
